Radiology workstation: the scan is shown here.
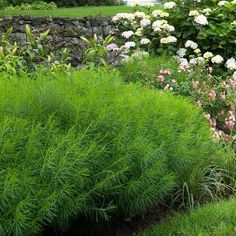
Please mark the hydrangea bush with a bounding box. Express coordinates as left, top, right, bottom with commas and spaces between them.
111, 1, 236, 149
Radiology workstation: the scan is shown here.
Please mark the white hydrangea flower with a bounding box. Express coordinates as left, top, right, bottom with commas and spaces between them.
189, 10, 200, 16
152, 10, 169, 17
203, 52, 214, 59
164, 1, 177, 9
121, 31, 135, 39
162, 23, 175, 32
177, 48, 187, 57
194, 14, 208, 25
112, 13, 135, 22
231, 21, 236, 25
232, 0, 236, 4
140, 38, 151, 45
124, 41, 136, 49
218, 1, 229, 6
134, 11, 146, 18
233, 71, 236, 79
152, 20, 166, 31
140, 18, 151, 27
179, 58, 189, 68
160, 36, 177, 44
189, 58, 198, 65
225, 58, 236, 70
201, 8, 212, 15
194, 48, 201, 54
190, 57, 205, 65
185, 40, 198, 50
211, 55, 224, 64
196, 57, 205, 64
135, 28, 143, 36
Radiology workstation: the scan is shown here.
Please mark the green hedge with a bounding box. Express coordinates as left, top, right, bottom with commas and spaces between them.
140, 197, 236, 236
45, 0, 122, 7
0, 68, 226, 235
1, 0, 122, 8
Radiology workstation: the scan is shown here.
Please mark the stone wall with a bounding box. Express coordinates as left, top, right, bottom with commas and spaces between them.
0, 16, 116, 65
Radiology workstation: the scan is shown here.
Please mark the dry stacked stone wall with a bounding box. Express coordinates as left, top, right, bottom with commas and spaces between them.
0, 15, 117, 65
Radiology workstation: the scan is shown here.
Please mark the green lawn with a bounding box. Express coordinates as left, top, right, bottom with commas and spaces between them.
140, 197, 236, 236
0, 5, 134, 18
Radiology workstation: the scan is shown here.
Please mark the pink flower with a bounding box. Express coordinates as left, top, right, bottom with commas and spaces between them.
220, 92, 225, 101
157, 75, 165, 83
192, 81, 200, 89
160, 68, 172, 75
209, 119, 217, 127
208, 90, 216, 102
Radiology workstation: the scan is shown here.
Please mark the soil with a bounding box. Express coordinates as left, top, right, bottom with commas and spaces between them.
43, 205, 174, 236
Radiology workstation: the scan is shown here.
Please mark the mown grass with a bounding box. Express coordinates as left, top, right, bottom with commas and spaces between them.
140, 197, 236, 236
0, 5, 133, 17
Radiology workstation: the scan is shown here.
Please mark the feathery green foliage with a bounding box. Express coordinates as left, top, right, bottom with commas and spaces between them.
0, 67, 230, 235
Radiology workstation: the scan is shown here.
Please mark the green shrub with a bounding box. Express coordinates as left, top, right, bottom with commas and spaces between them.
44, 0, 123, 7
0, 68, 230, 235
4, 1, 57, 9
140, 197, 236, 236
0, 26, 70, 75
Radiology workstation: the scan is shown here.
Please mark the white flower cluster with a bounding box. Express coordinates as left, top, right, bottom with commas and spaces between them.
211, 55, 224, 64
124, 41, 136, 49
233, 71, 236, 79
203, 52, 213, 59
218, 1, 229, 6
164, 1, 177, 9
225, 58, 236, 70
194, 14, 208, 25
189, 10, 199, 16
160, 36, 177, 44
134, 11, 146, 18
140, 18, 151, 27
140, 38, 151, 45
121, 31, 134, 39
177, 48, 187, 57
189, 57, 205, 65
201, 8, 212, 15
152, 10, 169, 18
112, 13, 135, 22
152, 20, 175, 32
185, 40, 198, 49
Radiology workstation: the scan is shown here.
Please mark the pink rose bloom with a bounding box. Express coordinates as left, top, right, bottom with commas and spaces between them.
157, 75, 165, 83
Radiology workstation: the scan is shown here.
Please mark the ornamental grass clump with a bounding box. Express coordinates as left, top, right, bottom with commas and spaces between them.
0, 68, 231, 235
